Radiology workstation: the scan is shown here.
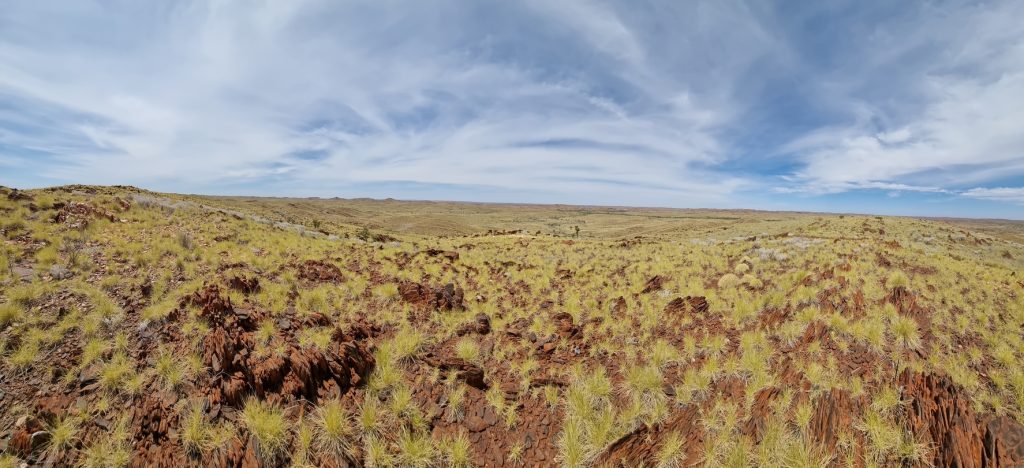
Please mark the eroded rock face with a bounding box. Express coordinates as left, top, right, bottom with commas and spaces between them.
423, 248, 459, 262
52, 201, 118, 229
596, 405, 704, 467
664, 295, 710, 316
423, 355, 488, 390
456, 313, 491, 336
192, 285, 374, 409
130, 394, 186, 467
809, 389, 861, 453
399, 282, 465, 311
901, 371, 1024, 467
641, 275, 667, 293
227, 274, 260, 294
295, 259, 345, 283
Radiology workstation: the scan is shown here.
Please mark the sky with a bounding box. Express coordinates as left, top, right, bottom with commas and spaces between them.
1, 1, 1023, 219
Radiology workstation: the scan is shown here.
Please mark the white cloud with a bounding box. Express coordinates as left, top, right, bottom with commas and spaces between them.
961, 187, 1024, 204
781, 0, 1024, 194
0, 0, 778, 206
0, 0, 1021, 215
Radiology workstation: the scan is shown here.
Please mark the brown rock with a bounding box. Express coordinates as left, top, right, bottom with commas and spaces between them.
399, 281, 465, 311
902, 371, 1024, 467
295, 259, 344, 283
228, 275, 260, 294
641, 275, 667, 293
612, 296, 627, 315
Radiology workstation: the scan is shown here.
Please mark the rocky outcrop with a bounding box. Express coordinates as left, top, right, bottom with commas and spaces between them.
901, 372, 1024, 467
399, 282, 465, 311
641, 275, 667, 293
423, 248, 459, 262
456, 313, 491, 336
295, 259, 344, 283
423, 355, 487, 390
596, 405, 703, 467
52, 201, 119, 229
664, 295, 710, 316
227, 274, 260, 294
191, 285, 374, 409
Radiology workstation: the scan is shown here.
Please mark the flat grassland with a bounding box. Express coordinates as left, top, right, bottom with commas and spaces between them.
1, 185, 1023, 467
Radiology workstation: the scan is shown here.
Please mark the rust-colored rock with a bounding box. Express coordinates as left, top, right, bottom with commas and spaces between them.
641, 275, 667, 293
612, 296, 627, 315
228, 274, 260, 294
9, 416, 44, 457
423, 248, 459, 261
130, 395, 186, 468
901, 371, 1024, 467
456, 313, 491, 336
193, 284, 374, 408
596, 405, 703, 467
664, 295, 709, 316
552, 312, 576, 339
295, 259, 345, 283
809, 389, 860, 452
424, 355, 487, 390
399, 281, 465, 311
52, 201, 118, 229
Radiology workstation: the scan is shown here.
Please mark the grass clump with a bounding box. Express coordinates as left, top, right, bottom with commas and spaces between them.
45, 413, 81, 453
455, 337, 481, 363
396, 427, 436, 467
0, 302, 22, 326
655, 431, 685, 468
886, 271, 910, 289
890, 315, 922, 352
180, 401, 217, 456
240, 398, 289, 462
313, 398, 354, 458
442, 431, 472, 467
373, 283, 400, 302
78, 416, 132, 468
717, 273, 741, 288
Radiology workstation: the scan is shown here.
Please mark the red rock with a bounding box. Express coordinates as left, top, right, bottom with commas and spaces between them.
641, 275, 667, 293
295, 259, 344, 283
228, 275, 260, 294
612, 296, 627, 315
901, 371, 1024, 467
399, 281, 466, 311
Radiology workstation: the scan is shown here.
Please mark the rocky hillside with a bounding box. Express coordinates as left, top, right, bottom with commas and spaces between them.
1, 185, 1023, 467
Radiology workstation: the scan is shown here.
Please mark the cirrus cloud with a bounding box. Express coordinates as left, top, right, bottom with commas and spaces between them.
0, 0, 1022, 218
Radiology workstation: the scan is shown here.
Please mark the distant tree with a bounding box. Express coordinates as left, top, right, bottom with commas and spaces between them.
311, 219, 322, 230
573, 225, 580, 238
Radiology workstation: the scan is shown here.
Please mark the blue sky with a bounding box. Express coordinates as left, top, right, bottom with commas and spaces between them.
1, 1, 1023, 219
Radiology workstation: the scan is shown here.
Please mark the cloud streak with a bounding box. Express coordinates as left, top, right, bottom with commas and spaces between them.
0, 0, 1022, 217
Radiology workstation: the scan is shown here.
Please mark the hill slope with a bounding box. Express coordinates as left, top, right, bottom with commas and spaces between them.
1, 185, 1023, 467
